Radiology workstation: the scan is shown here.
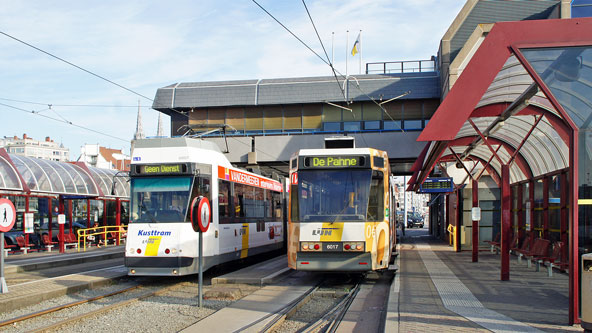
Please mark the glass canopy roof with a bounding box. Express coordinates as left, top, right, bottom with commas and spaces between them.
86, 165, 129, 198
0, 154, 23, 191
8, 154, 99, 196
0, 149, 132, 199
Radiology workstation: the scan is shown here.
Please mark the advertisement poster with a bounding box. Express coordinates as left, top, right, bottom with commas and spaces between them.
24, 212, 34, 233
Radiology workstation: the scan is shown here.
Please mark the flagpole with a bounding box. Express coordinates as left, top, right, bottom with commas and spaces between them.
331, 32, 334, 68
346, 30, 349, 78
359, 30, 362, 74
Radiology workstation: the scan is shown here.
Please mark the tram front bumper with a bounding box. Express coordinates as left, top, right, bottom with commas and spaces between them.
296, 252, 373, 271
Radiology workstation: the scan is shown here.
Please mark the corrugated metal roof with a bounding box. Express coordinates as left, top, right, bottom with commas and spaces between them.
152, 73, 440, 111
449, 0, 559, 63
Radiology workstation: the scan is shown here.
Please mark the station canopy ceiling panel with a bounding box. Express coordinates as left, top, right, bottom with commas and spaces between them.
8, 154, 100, 196
85, 165, 129, 198
409, 18, 592, 190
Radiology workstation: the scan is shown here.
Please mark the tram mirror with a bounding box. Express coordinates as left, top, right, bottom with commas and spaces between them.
349, 192, 355, 208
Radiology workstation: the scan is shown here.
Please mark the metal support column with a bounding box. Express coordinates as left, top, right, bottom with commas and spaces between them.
501, 164, 511, 281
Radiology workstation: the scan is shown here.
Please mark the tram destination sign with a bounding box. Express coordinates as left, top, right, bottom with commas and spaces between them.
419, 177, 454, 193
132, 163, 192, 176
300, 155, 369, 169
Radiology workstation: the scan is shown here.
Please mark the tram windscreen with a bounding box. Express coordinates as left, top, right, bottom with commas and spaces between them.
130, 177, 193, 223
292, 169, 377, 222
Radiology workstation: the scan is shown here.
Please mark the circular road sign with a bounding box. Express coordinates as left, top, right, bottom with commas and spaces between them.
0, 198, 16, 232
190, 196, 211, 233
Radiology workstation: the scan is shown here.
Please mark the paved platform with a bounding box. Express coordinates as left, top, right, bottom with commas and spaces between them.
211, 254, 291, 286
183, 271, 314, 333
385, 231, 582, 332
1, 245, 127, 312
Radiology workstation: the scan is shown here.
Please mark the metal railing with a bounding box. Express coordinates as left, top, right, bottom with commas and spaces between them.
76, 225, 127, 252
366, 60, 436, 74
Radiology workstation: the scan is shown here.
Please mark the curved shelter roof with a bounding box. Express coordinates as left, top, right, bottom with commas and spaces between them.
411, 18, 592, 190
0, 148, 129, 198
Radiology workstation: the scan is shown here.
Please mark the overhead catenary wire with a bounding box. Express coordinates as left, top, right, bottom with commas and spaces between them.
0, 97, 154, 108
252, 0, 409, 135
0, 30, 189, 119
0, 102, 128, 142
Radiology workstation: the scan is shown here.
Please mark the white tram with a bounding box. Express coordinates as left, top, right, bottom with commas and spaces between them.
125, 138, 284, 276
287, 147, 395, 271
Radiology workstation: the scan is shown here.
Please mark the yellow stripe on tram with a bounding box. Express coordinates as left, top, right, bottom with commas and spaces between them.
579, 199, 592, 205
320, 222, 344, 242
145, 236, 162, 256
240, 223, 249, 258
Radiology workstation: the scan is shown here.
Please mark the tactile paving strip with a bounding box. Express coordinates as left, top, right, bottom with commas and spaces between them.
417, 244, 542, 333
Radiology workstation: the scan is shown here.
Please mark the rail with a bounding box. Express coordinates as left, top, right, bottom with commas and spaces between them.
76, 225, 127, 252
366, 59, 436, 74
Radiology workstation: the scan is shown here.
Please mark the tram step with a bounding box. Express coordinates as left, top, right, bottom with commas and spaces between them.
388, 264, 399, 271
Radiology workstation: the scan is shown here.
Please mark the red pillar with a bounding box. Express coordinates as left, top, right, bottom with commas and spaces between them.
48, 199, 53, 241
501, 165, 511, 281
86, 199, 91, 228
59, 197, 65, 253
116, 198, 121, 246
472, 179, 479, 262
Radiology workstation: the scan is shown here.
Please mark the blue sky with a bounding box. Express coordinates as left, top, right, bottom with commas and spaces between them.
0, 0, 465, 159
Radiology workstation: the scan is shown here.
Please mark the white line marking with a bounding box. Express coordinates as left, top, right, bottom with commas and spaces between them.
417, 244, 541, 333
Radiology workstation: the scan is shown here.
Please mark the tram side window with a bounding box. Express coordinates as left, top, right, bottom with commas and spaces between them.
272, 191, 283, 220
218, 180, 232, 223
368, 171, 384, 221
234, 184, 246, 218
233, 183, 268, 221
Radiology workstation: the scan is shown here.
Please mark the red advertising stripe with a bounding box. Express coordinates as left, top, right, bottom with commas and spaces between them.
218, 166, 282, 192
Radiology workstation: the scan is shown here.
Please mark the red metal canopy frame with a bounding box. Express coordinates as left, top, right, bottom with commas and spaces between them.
413, 18, 592, 325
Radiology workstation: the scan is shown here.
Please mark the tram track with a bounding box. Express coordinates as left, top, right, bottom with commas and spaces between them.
261, 274, 363, 333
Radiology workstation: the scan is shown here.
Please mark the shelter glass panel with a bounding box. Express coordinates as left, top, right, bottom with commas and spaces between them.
0, 155, 22, 190
549, 175, 561, 243
284, 105, 302, 130
534, 179, 543, 236
522, 183, 530, 232
226, 107, 245, 131
263, 106, 283, 131
302, 105, 322, 129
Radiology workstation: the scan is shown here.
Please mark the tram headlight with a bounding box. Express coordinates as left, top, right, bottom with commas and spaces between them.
129, 248, 135, 254
172, 269, 178, 275
356, 242, 364, 251
130, 269, 136, 274
301, 243, 309, 251
171, 248, 177, 254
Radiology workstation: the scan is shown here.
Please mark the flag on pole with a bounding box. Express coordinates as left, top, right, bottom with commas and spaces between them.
351, 32, 361, 56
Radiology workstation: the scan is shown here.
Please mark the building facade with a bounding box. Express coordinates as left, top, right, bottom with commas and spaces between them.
1, 134, 69, 162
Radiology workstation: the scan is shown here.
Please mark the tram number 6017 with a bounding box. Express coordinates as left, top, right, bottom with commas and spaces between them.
366, 225, 376, 239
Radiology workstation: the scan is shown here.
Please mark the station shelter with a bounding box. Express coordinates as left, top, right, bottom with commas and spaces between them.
0, 148, 129, 253
407, 18, 592, 324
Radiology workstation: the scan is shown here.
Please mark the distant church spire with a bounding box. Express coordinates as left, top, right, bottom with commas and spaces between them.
157, 112, 164, 137
133, 100, 145, 140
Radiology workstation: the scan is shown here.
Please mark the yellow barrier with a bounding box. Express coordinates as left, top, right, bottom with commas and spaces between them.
76, 225, 127, 252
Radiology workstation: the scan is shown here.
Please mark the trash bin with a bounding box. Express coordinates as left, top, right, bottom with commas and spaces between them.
582, 253, 592, 331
